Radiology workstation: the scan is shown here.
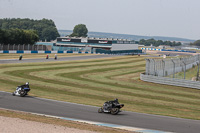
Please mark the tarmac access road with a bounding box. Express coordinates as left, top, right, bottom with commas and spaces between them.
0, 91, 200, 133
0, 54, 121, 64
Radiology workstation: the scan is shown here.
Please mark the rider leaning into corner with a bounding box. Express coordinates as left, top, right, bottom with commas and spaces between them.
104, 98, 119, 110
14, 82, 30, 96
110, 98, 119, 104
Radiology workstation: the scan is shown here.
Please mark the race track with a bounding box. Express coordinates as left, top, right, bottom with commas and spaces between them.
0, 54, 120, 64
1, 54, 200, 133
1, 91, 200, 133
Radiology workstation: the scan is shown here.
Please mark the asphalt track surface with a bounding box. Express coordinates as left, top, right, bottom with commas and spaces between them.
0, 54, 121, 64
1, 54, 200, 133
1, 92, 200, 133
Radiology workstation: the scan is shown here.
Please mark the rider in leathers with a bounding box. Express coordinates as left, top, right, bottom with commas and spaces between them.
15, 82, 29, 95
104, 98, 119, 110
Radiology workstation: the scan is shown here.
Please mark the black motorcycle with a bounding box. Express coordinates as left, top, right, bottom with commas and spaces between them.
98, 99, 124, 115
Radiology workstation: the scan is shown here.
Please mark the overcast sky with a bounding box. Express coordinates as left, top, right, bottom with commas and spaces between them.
0, 0, 199, 40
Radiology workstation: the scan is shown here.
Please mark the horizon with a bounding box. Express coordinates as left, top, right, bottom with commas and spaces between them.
58, 29, 195, 41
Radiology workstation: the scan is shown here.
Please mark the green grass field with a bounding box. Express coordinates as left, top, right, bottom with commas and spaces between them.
1, 55, 200, 120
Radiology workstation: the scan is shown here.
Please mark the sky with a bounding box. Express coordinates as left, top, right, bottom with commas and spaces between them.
0, 0, 199, 40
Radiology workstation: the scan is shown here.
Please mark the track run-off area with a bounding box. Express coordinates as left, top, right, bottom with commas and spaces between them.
1, 54, 200, 133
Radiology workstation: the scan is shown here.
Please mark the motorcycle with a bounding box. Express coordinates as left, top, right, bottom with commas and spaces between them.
12, 86, 30, 97
98, 99, 124, 115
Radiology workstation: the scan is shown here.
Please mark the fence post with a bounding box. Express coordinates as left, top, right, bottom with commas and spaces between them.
162, 60, 165, 77
197, 62, 199, 81
171, 59, 175, 78
145, 59, 150, 75
182, 60, 186, 79
152, 59, 156, 76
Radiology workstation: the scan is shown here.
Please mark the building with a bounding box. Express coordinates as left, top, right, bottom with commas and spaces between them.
54, 37, 141, 54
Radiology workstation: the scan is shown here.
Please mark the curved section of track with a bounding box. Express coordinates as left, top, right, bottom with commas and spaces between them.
0, 91, 200, 133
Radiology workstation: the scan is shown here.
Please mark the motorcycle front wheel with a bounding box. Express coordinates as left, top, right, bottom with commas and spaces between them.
111, 108, 119, 115
98, 108, 103, 113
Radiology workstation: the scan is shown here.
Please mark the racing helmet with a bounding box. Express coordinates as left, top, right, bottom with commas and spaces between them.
115, 98, 118, 102
26, 82, 29, 85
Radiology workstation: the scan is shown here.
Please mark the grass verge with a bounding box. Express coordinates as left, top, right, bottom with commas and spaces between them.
0, 109, 134, 133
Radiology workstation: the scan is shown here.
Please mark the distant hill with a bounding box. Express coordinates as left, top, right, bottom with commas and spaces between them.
58, 30, 195, 43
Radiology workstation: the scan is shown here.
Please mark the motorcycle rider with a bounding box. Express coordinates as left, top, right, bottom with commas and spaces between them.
21, 82, 30, 89
109, 98, 119, 104
104, 98, 119, 110
14, 82, 30, 96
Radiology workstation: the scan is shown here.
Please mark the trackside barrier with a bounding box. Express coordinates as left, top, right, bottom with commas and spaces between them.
0, 50, 92, 54
0, 50, 140, 55
31, 51, 38, 53
141, 48, 196, 53
67, 51, 73, 53
57, 51, 64, 53
140, 73, 200, 90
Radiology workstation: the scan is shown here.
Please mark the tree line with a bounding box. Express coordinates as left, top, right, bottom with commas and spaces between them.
136, 38, 182, 47
190, 40, 200, 46
0, 28, 39, 45
0, 18, 60, 42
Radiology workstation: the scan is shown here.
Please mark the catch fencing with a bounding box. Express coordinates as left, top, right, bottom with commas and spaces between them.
140, 55, 200, 89
145, 55, 200, 78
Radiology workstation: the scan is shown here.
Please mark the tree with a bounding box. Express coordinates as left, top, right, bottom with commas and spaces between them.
24, 30, 39, 45
138, 38, 181, 46
70, 24, 88, 37
0, 29, 4, 44
0, 18, 60, 41
155, 40, 163, 47
191, 40, 200, 46
42, 27, 58, 42
139, 39, 146, 45
0, 29, 39, 45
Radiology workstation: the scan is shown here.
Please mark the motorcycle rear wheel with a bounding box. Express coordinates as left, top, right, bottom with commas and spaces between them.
111, 108, 119, 115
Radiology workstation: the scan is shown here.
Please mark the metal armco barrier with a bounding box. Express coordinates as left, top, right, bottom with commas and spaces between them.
140, 73, 200, 90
